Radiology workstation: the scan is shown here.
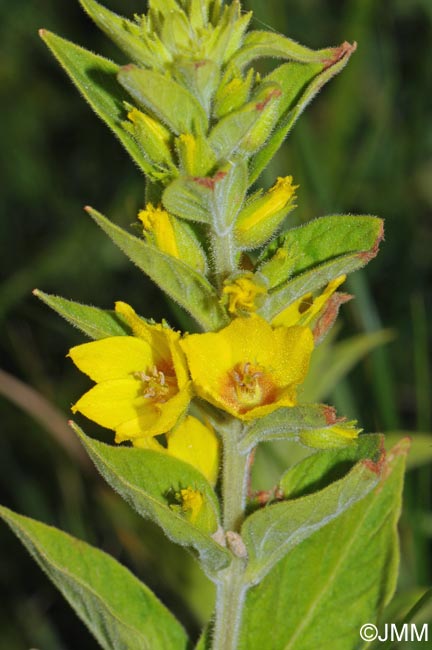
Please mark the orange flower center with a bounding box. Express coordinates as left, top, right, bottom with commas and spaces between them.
135, 365, 177, 403
222, 361, 277, 414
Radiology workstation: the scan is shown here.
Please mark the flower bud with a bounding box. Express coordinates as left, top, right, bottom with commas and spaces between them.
235, 176, 298, 249
138, 203, 207, 273
124, 107, 173, 168
299, 422, 362, 450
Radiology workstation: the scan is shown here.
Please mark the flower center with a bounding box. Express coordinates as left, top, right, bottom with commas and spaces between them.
135, 365, 176, 403
224, 361, 275, 413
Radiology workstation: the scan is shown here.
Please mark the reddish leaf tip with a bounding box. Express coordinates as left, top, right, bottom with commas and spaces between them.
322, 40, 357, 70
362, 437, 386, 476
255, 88, 282, 112
358, 219, 385, 263
192, 170, 228, 190
321, 404, 346, 426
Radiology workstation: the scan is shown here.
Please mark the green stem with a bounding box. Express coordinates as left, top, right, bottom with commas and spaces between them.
213, 559, 248, 650
211, 228, 237, 288
212, 421, 250, 650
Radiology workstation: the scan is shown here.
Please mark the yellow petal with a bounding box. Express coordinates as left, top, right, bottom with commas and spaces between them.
73, 378, 192, 440
115, 383, 192, 441
181, 316, 314, 419
72, 377, 145, 433
179, 488, 204, 523
68, 337, 154, 383
132, 436, 165, 451
138, 204, 180, 259
222, 274, 267, 315
114, 302, 179, 366
272, 275, 347, 328
167, 416, 220, 485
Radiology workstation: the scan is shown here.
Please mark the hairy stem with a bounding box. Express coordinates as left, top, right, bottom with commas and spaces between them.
211, 228, 238, 289
212, 421, 249, 650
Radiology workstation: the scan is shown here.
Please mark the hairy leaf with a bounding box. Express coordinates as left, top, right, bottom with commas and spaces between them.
242, 451, 383, 584
279, 434, 383, 499
79, 0, 162, 68
249, 44, 357, 183
73, 424, 231, 573
259, 215, 383, 320
34, 290, 130, 339
240, 404, 339, 452
40, 31, 153, 175
0, 506, 188, 650
118, 66, 208, 135
86, 206, 229, 331
238, 440, 408, 650
229, 31, 337, 70
163, 160, 247, 232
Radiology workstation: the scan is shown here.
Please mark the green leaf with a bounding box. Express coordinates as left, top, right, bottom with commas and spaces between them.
0, 506, 188, 650
208, 82, 282, 160
239, 404, 340, 453
86, 206, 229, 331
162, 176, 214, 224
229, 31, 337, 70
238, 440, 408, 650
173, 58, 221, 116
33, 290, 130, 339
162, 160, 248, 232
249, 45, 357, 183
73, 424, 231, 574
117, 66, 208, 135
259, 215, 383, 320
39, 30, 153, 176
79, 0, 163, 68
242, 450, 384, 584
280, 434, 383, 499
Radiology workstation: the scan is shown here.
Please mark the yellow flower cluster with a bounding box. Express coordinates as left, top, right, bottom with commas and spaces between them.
69, 279, 348, 491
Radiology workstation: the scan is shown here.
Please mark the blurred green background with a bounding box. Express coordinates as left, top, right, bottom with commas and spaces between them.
1, 0, 431, 647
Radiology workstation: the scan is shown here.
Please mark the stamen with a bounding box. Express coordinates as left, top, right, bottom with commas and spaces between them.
231, 362, 264, 395
134, 365, 175, 402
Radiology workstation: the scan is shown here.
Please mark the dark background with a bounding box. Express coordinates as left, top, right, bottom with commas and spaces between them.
1, 0, 431, 647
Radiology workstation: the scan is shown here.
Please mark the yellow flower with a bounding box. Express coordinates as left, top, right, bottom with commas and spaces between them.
138, 203, 180, 259
134, 415, 220, 485
174, 487, 204, 524
138, 203, 207, 273
126, 107, 173, 167
235, 176, 298, 249
222, 274, 267, 315
166, 416, 220, 485
69, 303, 191, 442
181, 316, 314, 421
272, 275, 347, 328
